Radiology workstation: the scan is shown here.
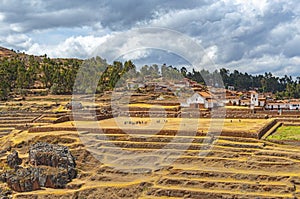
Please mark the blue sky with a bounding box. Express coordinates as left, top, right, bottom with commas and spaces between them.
0, 0, 300, 77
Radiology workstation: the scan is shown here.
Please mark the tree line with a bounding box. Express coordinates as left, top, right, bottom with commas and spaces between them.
0, 55, 81, 100
0, 54, 299, 100
181, 67, 300, 99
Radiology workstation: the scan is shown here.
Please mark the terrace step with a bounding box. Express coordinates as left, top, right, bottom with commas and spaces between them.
0, 120, 34, 124
146, 185, 294, 199
261, 122, 282, 140
156, 176, 291, 194
0, 117, 35, 120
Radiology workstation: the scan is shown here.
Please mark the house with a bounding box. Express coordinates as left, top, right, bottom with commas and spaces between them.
182, 92, 208, 108
258, 98, 266, 107
226, 96, 240, 106
225, 89, 240, 106
240, 99, 251, 106
182, 91, 223, 109
289, 101, 300, 110
265, 101, 288, 110
184, 92, 207, 108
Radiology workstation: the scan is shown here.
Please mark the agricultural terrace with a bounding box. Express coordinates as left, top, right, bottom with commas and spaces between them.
30, 117, 272, 138
268, 126, 300, 141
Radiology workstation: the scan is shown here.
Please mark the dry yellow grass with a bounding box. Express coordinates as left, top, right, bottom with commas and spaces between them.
47, 117, 271, 134
127, 103, 179, 109
225, 106, 249, 110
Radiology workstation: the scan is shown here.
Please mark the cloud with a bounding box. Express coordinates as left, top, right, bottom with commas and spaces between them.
0, 0, 300, 77
0, 0, 204, 33
27, 35, 110, 58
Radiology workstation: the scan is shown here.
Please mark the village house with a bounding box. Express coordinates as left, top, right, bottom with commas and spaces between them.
288, 101, 300, 110
258, 98, 266, 107
182, 91, 223, 109
240, 99, 251, 106
225, 89, 240, 105
226, 96, 240, 106
265, 101, 288, 110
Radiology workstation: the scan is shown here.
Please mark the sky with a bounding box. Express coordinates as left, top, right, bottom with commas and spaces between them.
0, 0, 300, 77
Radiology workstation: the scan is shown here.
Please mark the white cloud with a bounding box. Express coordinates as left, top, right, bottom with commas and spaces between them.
121, 49, 150, 61
0, 13, 4, 21
26, 35, 111, 58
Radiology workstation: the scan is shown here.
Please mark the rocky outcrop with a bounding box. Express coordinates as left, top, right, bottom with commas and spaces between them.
0, 143, 77, 192
1, 166, 72, 192
29, 142, 77, 179
7, 150, 22, 169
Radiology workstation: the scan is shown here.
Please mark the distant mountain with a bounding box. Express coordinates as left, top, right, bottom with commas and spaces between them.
0, 46, 17, 57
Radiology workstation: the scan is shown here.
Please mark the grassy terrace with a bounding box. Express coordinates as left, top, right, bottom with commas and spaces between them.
2, 98, 300, 198
268, 126, 300, 141
31, 117, 272, 137
127, 103, 179, 109
3, 116, 300, 198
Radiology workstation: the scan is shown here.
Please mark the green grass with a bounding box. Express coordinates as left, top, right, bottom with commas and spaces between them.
268, 126, 300, 141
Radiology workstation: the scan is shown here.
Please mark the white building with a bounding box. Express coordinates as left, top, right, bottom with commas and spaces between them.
250, 91, 259, 107
226, 96, 240, 106
289, 101, 300, 110
258, 98, 266, 107
182, 91, 223, 109
265, 102, 288, 110
240, 99, 251, 106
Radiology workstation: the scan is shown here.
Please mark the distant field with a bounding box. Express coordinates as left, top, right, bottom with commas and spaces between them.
268, 126, 300, 141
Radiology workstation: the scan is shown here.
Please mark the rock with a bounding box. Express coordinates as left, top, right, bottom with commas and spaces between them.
2, 166, 74, 192
29, 142, 77, 179
3, 167, 41, 192
7, 150, 22, 169
2, 142, 77, 192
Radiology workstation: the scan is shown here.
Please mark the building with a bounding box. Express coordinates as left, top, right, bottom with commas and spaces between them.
240, 99, 251, 106
289, 101, 300, 110
182, 91, 223, 109
258, 98, 266, 107
265, 101, 288, 110
250, 91, 259, 107
226, 96, 240, 106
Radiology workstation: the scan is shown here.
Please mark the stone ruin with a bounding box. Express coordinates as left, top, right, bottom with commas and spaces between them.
0, 142, 77, 192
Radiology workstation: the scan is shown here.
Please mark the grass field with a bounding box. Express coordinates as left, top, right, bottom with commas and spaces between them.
268, 126, 300, 141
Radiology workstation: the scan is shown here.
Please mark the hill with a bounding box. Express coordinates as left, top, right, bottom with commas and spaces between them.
0, 46, 16, 58
0, 46, 83, 100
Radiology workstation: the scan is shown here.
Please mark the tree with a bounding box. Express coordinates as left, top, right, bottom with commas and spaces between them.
180, 67, 187, 77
